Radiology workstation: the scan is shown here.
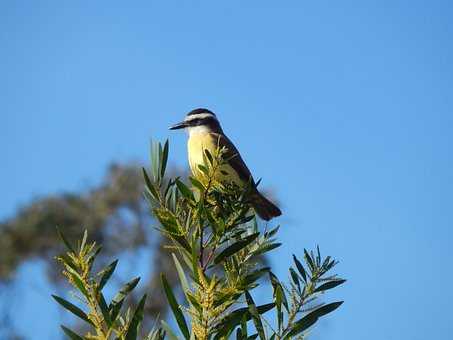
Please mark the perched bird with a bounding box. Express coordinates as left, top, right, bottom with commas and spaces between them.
170, 108, 281, 221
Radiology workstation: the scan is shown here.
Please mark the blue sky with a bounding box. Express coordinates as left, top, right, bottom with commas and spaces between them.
2, 1, 453, 339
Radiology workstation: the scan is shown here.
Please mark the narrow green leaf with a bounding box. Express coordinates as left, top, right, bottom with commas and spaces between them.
171, 184, 178, 211
173, 235, 192, 254
125, 294, 147, 340
264, 225, 280, 238
86, 245, 102, 271
52, 295, 94, 326
189, 177, 205, 192
186, 292, 202, 314
325, 258, 338, 272
197, 164, 209, 176
154, 209, 180, 234
314, 279, 346, 293
172, 254, 190, 297
176, 179, 194, 201
316, 245, 321, 266
244, 267, 270, 285
98, 259, 118, 291
204, 149, 214, 165
160, 140, 169, 178
60, 325, 84, 340
215, 303, 275, 335
154, 211, 191, 253
57, 253, 78, 272
161, 274, 190, 340
251, 242, 282, 257
191, 237, 200, 284
97, 292, 111, 327
245, 291, 265, 340
241, 314, 248, 338
212, 291, 239, 309
321, 256, 332, 271
234, 214, 255, 226
65, 267, 89, 299
110, 277, 141, 322
304, 249, 315, 272
56, 226, 75, 253
163, 177, 175, 200
148, 327, 166, 340
152, 141, 160, 182
293, 255, 307, 282
285, 301, 344, 337
252, 302, 275, 314
269, 272, 284, 331
269, 272, 288, 312
80, 229, 88, 252
289, 268, 300, 291
214, 233, 259, 264
143, 168, 160, 200
278, 308, 284, 334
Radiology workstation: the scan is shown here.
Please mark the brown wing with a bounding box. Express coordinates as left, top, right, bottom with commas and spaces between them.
210, 133, 255, 185
211, 133, 282, 220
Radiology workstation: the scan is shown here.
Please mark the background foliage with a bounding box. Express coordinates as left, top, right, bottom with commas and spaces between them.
0, 162, 185, 338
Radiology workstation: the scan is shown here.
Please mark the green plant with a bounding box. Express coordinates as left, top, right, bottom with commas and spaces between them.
54, 140, 345, 339
53, 228, 164, 340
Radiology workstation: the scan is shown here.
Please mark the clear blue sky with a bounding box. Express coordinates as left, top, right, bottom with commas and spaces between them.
2, 1, 453, 339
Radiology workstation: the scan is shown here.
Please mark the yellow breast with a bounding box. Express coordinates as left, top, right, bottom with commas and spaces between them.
188, 133, 215, 175
187, 133, 241, 185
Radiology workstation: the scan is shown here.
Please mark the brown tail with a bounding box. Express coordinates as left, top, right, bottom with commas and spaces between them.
251, 190, 282, 221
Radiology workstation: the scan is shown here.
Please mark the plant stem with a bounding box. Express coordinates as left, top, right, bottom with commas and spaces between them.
200, 223, 204, 269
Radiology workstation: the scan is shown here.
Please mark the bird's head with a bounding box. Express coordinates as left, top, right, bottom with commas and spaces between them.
169, 108, 223, 135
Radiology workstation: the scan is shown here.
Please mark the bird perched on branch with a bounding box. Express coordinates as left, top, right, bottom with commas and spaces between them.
170, 108, 281, 221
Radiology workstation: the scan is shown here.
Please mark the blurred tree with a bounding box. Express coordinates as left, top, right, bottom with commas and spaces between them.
0, 162, 186, 336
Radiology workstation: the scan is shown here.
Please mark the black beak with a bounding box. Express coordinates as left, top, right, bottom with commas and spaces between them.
169, 121, 188, 130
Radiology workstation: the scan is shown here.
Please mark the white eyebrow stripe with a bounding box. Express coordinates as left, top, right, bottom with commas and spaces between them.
185, 113, 217, 121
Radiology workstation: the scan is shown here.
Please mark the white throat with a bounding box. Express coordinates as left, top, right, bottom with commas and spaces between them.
187, 125, 213, 136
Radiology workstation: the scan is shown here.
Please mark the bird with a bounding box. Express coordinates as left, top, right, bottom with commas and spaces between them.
169, 108, 281, 221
